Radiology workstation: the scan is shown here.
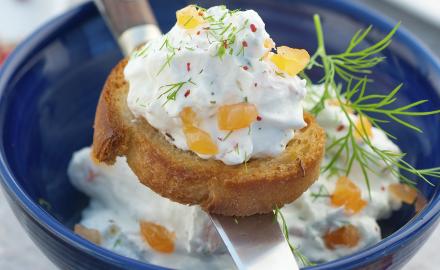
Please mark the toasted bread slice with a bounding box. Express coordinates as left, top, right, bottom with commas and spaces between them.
92, 60, 326, 216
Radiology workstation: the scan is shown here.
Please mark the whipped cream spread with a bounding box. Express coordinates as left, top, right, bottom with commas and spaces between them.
68, 83, 404, 267
124, 5, 308, 165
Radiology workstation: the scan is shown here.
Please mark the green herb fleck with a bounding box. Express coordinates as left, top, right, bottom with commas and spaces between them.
244, 152, 249, 172
158, 78, 195, 105
38, 198, 52, 211
217, 43, 227, 58
310, 185, 331, 202
236, 44, 245, 56
275, 71, 285, 78
156, 37, 178, 75
113, 238, 122, 248
222, 130, 234, 141
133, 43, 151, 58
156, 52, 176, 75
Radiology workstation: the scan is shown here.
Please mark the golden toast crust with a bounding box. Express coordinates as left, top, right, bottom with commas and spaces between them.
92, 60, 326, 216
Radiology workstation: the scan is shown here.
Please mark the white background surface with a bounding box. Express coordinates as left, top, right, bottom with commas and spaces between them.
385, 0, 440, 27
0, 0, 439, 269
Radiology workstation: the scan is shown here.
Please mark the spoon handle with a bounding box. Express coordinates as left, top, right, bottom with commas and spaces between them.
94, 0, 161, 55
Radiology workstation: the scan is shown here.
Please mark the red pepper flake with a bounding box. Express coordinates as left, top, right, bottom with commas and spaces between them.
336, 124, 345, 131
198, 11, 204, 16
242, 40, 248, 47
256, 116, 262, 121
186, 62, 191, 72
223, 40, 228, 48
381, 186, 385, 191
242, 65, 249, 71
250, 24, 257, 32
196, 31, 201, 35
184, 90, 191, 98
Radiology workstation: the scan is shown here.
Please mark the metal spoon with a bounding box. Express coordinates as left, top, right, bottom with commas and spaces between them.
211, 213, 299, 270
93, 1, 299, 269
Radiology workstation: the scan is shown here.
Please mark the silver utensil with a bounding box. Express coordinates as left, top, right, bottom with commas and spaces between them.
93, 1, 299, 269
211, 213, 299, 270
94, 0, 161, 55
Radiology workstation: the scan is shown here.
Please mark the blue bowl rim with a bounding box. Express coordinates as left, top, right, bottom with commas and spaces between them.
0, 1, 439, 269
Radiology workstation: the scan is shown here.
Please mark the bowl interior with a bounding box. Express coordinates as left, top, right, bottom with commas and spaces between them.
0, 0, 439, 268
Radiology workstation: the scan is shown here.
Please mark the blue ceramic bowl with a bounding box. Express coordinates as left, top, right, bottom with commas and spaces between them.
0, 0, 439, 269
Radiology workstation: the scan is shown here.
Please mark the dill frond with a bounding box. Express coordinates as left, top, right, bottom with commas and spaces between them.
308, 15, 398, 114
274, 207, 315, 267
158, 78, 194, 105
156, 37, 178, 75
310, 185, 331, 202
307, 15, 439, 196
344, 78, 440, 133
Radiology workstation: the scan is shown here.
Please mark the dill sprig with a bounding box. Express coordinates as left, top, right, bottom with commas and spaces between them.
326, 70, 440, 195
132, 43, 151, 58
343, 78, 440, 134
320, 79, 440, 196
222, 130, 233, 141
307, 15, 440, 195
158, 78, 196, 105
156, 37, 178, 75
201, 8, 249, 59
307, 15, 398, 115
310, 185, 331, 202
236, 42, 245, 56
274, 207, 315, 267
157, 5, 248, 74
